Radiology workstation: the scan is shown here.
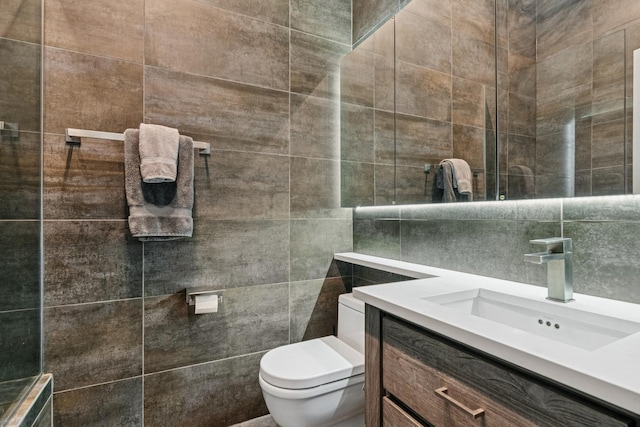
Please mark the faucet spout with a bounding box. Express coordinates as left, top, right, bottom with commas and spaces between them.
523, 251, 567, 264
524, 238, 574, 303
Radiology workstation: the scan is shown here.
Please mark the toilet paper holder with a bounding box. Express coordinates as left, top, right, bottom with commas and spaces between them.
186, 288, 223, 314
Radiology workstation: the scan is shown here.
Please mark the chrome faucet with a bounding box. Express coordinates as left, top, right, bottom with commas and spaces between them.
524, 237, 574, 302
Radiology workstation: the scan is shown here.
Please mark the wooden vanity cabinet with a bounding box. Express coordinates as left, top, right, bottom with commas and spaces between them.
365, 307, 637, 427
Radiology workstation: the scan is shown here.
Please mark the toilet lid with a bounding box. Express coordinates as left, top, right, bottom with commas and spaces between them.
260, 336, 364, 390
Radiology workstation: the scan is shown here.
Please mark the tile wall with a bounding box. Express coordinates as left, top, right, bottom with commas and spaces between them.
41, 0, 353, 425
535, 0, 640, 197
342, 0, 543, 206
354, 195, 640, 305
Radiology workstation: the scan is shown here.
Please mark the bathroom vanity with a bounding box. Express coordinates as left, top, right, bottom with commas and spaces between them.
367, 310, 634, 426
335, 253, 640, 427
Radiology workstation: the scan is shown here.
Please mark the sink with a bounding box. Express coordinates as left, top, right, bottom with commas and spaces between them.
423, 289, 640, 351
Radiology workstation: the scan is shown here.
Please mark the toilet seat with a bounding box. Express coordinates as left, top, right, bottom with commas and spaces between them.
260, 336, 364, 390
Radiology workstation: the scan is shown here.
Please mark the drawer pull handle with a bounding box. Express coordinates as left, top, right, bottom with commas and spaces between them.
435, 387, 485, 419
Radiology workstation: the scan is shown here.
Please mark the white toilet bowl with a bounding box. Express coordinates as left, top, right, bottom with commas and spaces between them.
259, 294, 365, 427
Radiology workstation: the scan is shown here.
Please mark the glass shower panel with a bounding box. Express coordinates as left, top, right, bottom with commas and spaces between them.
0, 0, 43, 423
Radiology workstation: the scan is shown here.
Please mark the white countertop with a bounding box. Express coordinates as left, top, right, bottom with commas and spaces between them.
335, 252, 640, 415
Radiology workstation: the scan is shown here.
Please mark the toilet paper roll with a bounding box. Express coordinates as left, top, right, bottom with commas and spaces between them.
194, 294, 218, 314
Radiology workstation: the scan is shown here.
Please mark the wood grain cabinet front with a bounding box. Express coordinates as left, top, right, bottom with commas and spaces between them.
373, 313, 635, 427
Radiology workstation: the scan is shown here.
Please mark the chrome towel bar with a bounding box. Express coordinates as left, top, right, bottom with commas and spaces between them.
65, 127, 211, 155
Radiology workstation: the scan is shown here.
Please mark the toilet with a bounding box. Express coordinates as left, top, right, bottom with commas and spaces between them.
259, 293, 365, 427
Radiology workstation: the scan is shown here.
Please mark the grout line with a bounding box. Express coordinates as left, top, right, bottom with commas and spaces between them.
43, 296, 143, 310
142, 350, 271, 378
52, 376, 141, 395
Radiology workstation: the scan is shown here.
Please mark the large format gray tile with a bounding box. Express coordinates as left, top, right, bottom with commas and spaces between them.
452, 31, 495, 87
373, 163, 395, 206
340, 104, 375, 163
395, 8, 451, 74
353, 214, 401, 259
291, 0, 351, 45
43, 134, 127, 219
452, 77, 486, 129
0, 310, 40, 381
144, 353, 268, 427
43, 47, 143, 135
591, 166, 625, 196
536, 83, 591, 138
291, 94, 340, 160
145, 67, 289, 155
340, 48, 374, 108
291, 157, 341, 213
144, 283, 289, 373
0, 0, 41, 43
352, 0, 399, 44
592, 31, 625, 125
396, 61, 451, 121
402, 0, 451, 27
45, 0, 144, 63
563, 195, 640, 221
290, 31, 350, 100
353, 265, 414, 287
394, 164, 433, 205
44, 221, 142, 306
43, 299, 142, 391
385, 113, 452, 168
564, 221, 640, 303
143, 219, 290, 296
290, 278, 350, 342
508, 92, 536, 137
0, 221, 39, 311
0, 39, 41, 133
452, 0, 495, 44
452, 124, 485, 170
591, 119, 625, 169
0, 132, 40, 220
536, 43, 592, 103
593, 0, 640, 37
197, 0, 289, 26
193, 150, 289, 220
508, 0, 536, 59
536, 0, 592, 61
535, 132, 575, 176
53, 378, 142, 427
373, 19, 395, 112
146, 0, 289, 91
340, 161, 375, 207
400, 218, 560, 284
290, 218, 353, 282
399, 197, 561, 221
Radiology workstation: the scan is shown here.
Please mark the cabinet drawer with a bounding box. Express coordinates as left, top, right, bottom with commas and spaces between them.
382, 315, 632, 427
384, 340, 534, 426
382, 397, 422, 427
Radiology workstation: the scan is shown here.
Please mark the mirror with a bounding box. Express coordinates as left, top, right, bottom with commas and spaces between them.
341, 0, 640, 206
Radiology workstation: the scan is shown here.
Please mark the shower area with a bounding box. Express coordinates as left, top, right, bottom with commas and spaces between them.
0, 0, 47, 425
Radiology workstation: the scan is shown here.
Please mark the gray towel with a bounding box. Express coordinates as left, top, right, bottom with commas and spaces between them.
443, 158, 473, 200
434, 161, 458, 203
124, 129, 194, 241
139, 123, 180, 183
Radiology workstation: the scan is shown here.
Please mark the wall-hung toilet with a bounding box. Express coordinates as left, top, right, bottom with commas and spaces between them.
259, 293, 365, 427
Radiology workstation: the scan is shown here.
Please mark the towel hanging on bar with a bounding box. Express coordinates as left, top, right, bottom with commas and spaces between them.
65, 127, 211, 155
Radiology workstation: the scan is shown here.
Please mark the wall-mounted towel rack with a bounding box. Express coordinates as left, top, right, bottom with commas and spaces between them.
65, 128, 211, 155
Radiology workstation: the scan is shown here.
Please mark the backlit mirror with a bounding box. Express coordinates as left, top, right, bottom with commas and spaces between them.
341, 0, 640, 206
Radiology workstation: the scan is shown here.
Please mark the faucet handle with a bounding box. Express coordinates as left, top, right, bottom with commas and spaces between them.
529, 237, 572, 253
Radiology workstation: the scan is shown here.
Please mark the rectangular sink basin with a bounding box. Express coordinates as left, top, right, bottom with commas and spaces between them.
423, 289, 640, 351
